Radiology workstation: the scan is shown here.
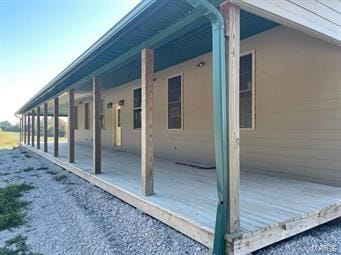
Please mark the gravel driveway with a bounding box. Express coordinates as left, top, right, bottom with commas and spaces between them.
0, 148, 340, 255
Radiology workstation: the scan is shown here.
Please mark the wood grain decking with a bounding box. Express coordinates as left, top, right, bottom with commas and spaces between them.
24, 142, 341, 254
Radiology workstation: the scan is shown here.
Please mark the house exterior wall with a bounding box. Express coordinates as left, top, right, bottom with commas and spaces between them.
74, 26, 341, 186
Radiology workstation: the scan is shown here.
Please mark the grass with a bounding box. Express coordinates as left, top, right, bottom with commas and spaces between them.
0, 235, 41, 255
53, 174, 68, 182
0, 183, 34, 231
0, 131, 19, 149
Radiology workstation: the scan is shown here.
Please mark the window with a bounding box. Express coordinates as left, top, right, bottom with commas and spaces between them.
74, 106, 78, 130
240, 52, 254, 129
133, 88, 141, 129
84, 103, 89, 130
117, 109, 121, 127
168, 75, 182, 129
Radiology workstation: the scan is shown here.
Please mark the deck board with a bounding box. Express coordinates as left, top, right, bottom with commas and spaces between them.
30, 142, 341, 253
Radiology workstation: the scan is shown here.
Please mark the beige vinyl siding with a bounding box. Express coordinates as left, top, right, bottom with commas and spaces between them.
75, 26, 341, 186
240, 26, 341, 186
74, 98, 93, 144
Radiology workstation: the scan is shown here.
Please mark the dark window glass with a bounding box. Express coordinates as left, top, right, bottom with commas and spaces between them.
240, 53, 253, 128
74, 106, 78, 130
168, 75, 182, 129
84, 103, 89, 130
117, 109, 121, 128
133, 88, 141, 129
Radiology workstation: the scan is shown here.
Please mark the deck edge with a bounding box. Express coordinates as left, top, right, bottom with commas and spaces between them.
226, 202, 341, 255
21, 144, 215, 248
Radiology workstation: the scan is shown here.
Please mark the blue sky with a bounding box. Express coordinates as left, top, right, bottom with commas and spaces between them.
0, 0, 141, 124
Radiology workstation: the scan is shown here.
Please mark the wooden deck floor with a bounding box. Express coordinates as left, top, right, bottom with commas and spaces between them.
24, 142, 341, 254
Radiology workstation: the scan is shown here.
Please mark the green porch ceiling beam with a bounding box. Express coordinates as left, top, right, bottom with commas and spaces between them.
185, 0, 229, 254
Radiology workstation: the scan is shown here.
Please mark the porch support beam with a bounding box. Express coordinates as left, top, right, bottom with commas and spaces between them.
44, 103, 48, 152
31, 110, 35, 147
37, 106, 40, 149
68, 89, 75, 163
93, 77, 101, 174
24, 115, 27, 144
54, 97, 59, 157
19, 118, 22, 145
141, 48, 154, 196
27, 113, 31, 145
220, 1, 241, 235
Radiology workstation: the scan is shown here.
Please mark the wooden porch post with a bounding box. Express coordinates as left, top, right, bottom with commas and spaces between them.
24, 115, 27, 144
220, 2, 241, 233
27, 113, 30, 145
141, 48, 154, 196
44, 103, 48, 152
31, 110, 35, 147
19, 118, 22, 145
37, 106, 40, 149
54, 97, 59, 157
68, 89, 75, 163
93, 77, 101, 174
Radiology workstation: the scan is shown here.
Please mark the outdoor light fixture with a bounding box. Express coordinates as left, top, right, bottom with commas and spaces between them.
118, 99, 125, 106
196, 61, 205, 68
107, 102, 113, 108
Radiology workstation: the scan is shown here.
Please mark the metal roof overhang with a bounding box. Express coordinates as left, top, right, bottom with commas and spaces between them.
16, 0, 278, 114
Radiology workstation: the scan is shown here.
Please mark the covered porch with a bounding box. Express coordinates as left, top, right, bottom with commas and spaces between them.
23, 142, 341, 254
17, 0, 341, 254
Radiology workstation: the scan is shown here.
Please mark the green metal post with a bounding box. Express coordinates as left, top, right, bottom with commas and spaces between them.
185, 1, 229, 254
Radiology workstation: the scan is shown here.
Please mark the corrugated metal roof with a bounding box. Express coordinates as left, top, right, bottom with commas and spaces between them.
17, 0, 278, 114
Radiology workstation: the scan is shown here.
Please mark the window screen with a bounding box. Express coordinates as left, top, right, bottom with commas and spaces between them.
168, 75, 182, 129
133, 88, 141, 129
240, 53, 253, 129
84, 103, 89, 130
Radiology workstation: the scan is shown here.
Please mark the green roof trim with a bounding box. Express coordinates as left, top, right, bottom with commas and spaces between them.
17, 0, 278, 114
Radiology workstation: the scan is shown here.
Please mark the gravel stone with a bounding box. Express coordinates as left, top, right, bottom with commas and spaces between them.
0, 148, 340, 255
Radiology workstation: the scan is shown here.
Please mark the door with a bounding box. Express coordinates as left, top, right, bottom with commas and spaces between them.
112, 105, 122, 147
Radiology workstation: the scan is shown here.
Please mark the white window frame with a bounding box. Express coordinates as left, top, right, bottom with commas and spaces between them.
166, 73, 184, 131
240, 50, 256, 131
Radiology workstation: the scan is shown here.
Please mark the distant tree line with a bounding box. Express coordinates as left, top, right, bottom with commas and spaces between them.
0, 121, 19, 132
0, 119, 67, 137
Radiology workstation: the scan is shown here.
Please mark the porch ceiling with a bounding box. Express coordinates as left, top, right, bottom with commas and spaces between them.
17, 0, 278, 115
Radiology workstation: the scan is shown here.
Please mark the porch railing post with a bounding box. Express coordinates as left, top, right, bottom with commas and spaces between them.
24, 114, 27, 144
68, 89, 75, 163
54, 97, 59, 157
31, 110, 35, 147
44, 103, 48, 152
37, 106, 40, 149
220, 2, 241, 235
19, 117, 22, 145
27, 113, 30, 145
141, 48, 154, 196
93, 77, 102, 174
